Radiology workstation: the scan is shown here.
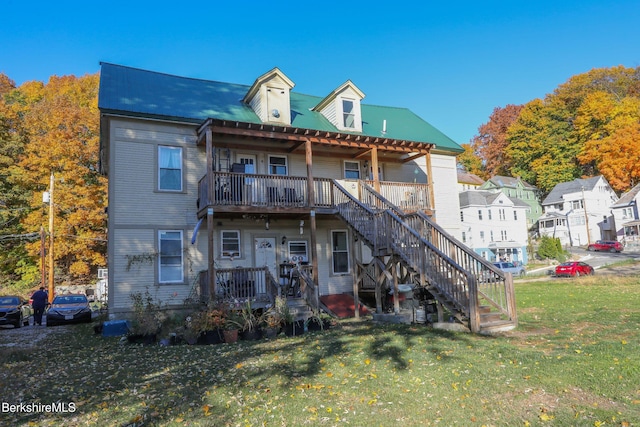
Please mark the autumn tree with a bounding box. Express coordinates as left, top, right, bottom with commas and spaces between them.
12, 73, 106, 287
505, 97, 582, 193
575, 91, 640, 192
0, 73, 32, 285
471, 104, 523, 178
456, 143, 486, 179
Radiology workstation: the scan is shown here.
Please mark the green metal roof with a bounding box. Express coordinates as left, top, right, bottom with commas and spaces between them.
98, 63, 462, 153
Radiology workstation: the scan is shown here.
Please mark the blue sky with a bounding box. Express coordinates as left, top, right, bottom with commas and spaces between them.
2, 0, 639, 145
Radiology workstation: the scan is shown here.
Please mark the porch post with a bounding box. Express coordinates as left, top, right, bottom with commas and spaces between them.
306, 139, 320, 304
425, 151, 436, 216
351, 231, 360, 319
371, 146, 380, 193
305, 138, 315, 207
310, 210, 319, 305
206, 127, 216, 299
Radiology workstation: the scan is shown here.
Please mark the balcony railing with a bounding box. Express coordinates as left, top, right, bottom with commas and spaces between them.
198, 172, 431, 213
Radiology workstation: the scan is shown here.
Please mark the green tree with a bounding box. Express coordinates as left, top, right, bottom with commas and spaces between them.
536, 236, 565, 262
456, 143, 486, 179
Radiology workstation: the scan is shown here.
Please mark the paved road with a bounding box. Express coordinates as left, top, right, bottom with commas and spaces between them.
527, 247, 640, 276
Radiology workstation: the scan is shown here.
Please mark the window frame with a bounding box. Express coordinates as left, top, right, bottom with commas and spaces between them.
344, 161, 360, 180
221, 230, 241, 259
342, 98, 356, 129
158, 146, 183, 192
331, 230, 350, 275
158, 230, 184, 283
268, 155, 288, 175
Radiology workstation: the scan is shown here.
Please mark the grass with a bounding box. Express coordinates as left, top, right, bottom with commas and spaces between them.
2, 274, 640, 426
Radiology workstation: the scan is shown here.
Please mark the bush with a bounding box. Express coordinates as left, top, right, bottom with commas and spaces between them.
536, 236, 566, 262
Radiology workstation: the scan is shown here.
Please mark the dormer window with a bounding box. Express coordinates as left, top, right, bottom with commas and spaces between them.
342, 99, 356, 129
313, 80, 365, 132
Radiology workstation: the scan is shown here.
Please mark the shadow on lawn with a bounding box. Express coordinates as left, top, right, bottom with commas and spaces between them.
5, 319, 479, 426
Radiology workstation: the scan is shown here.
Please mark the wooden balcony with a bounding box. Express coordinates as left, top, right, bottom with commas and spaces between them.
197, 172, 433, 218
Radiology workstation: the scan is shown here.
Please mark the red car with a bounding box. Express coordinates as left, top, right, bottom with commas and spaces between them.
587, 240, 623, 253
555, 261, 595, 277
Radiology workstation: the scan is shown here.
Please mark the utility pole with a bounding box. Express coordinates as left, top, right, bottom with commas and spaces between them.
40, 226, 46, 289
48, 172, 55, 303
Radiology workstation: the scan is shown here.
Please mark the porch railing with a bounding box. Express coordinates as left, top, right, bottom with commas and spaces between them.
198, 267, 276, 304
364, 180, 431, 213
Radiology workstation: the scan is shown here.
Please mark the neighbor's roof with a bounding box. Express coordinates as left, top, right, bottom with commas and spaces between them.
98, 63, 463, 153
612, 183, 640, 208
457, 170, 485, 185
484, 175, 537, 189
459, 190, 529, 209
542, 176, 604, 205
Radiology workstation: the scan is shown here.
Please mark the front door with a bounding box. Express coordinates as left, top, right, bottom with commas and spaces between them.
254, 237, 277, 279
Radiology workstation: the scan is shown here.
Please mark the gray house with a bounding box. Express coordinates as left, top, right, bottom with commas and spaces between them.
98, 64, 516, 333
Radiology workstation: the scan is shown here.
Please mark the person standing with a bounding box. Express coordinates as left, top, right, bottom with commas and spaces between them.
31, 287, 48, 326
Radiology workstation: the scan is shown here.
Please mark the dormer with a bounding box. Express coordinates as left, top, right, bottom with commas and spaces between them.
243, 67, 295, 126
312, 80, 365, 132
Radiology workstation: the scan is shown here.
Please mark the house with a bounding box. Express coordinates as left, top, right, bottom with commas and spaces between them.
610, 183, 640, 249
479, 176, 542, 231
459, 190, 530, 264
98, 64, 517, 333
537, 176, 618, 247
457, 170, 484, 192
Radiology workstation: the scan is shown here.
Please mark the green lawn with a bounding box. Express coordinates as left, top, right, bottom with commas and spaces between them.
2, 274, 640, 426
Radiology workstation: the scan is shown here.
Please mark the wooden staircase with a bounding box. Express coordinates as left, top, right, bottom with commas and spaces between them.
332, 180, 517, 334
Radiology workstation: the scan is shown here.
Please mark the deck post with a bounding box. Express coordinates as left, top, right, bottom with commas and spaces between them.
205, 127, 216, 299
351, 231, 360, 319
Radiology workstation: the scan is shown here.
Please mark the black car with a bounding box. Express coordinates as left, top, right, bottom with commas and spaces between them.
0, 296, 32, 328
46, 294, 92, 326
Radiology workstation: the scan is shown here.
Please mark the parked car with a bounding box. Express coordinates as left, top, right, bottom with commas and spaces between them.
493, 262, 526, 277
46, 294, 92, 327
555, 261, 595, 277
0, 296, 32, 328
587, 240, 623, 253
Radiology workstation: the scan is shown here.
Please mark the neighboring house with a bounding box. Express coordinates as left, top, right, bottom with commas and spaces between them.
610, 183, 640, 248
98, 64, 517, 333
457, 170, 484, 192
459, 190, 530, 264
537, 176, 618, 247
479, 176, 542, 231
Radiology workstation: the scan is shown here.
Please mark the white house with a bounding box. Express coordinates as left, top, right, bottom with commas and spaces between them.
459, 190, 530, 264
610, 183, 640, 248
537, 176, 618, 247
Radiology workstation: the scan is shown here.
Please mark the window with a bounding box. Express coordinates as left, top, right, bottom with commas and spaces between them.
288, 241, 308, 263
342, 99, 355, 129
331, 230, 349, 274
488, 209, 492, 220
158, 146, 182, 191
501, 230, 508, 240
462, 232, 466, 243
478, 210, 483, 220
221, 230, 240, 258
268, 156, 287, 175
499, 209, 506, 220
344, 161, 360, 179
460, 211, 464, 222
514, 211, 518, 221
480, 231, 485, 242
159, 231, 183, 283
571, 200, 584, 210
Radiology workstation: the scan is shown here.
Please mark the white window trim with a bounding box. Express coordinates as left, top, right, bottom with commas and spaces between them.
158, 230, 184, 284
344, 160, 360, 180
331, 229, 350, 275
268, 155, 288, 176
158, 146, 183, 192
221, 230, 241, 258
